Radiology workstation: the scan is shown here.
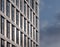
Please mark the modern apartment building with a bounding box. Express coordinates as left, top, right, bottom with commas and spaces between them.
0, 0, 39, 47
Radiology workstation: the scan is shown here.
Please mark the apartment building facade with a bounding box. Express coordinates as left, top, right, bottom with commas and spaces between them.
0, 0, 39, 47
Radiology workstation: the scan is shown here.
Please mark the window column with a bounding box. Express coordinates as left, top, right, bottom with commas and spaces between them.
6, 21, 10, 39
12, 25, 15, 41
16, 29, 19, 44
16, 10, 19, 25
6, 0, 10, 17
0, 0, 4, 13
24, 1, 26, 16
16, 0, 19, 7
20, 14, 23, 29
24, 18, 26, 32
24, 35, 26, 47
1, 16, 5, 35
20, 0, 23, 12
20, 32, 23, 47
11, 5, 15, 22
7, 42, 10, 47
1, 39, 5, 47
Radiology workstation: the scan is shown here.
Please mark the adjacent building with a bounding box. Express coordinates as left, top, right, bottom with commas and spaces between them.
0, 0, 39, 47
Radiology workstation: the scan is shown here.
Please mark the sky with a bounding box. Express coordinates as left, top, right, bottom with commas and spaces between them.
40, 0, 60, 47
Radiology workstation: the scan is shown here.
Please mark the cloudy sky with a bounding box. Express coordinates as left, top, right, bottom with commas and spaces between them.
40, 0, 60, 47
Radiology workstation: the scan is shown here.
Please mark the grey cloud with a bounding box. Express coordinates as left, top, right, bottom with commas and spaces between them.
40, 14, 60, 47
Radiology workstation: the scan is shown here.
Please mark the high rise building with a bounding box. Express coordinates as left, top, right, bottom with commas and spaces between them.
0, 0, 39, 47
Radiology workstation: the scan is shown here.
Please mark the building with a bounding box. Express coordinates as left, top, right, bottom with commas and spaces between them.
0, 0, 39, 47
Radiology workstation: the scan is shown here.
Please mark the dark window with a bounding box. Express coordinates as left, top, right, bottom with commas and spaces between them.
12, 25, 15, 41
1, 39, 5, 47
36, 31, 38, 42
20, 14, 23, 29
6, 0, 10, 17
24, 1, 26, 16
31, 40, 32, 47
27, 6, 29, 19
30, 9, 32, 22
20, 0, 22, 11
24, 35, 26, 47
33, 28, 35, 39
16, 0, 19, 7
35, 2, 38, 14
30, 25, 32, 37
28, 38, 29, 47
27, 22, 29, 35
0, 0, 4, 12
36, 17, 38, 28
30, 0, 32, 7
1, 16, 4, 35
32, 0, 34, 9
11, 5, 15, 22
24, 18, 26, 32
16, 29, 19, 44
16, 10, 19, 25
7, 21, 10, 39
7, 42, 10, 47
30, 0, 34, 9
33, 13, 35, 25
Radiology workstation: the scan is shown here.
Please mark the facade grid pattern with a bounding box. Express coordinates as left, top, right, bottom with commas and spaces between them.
0, 0, 39, 47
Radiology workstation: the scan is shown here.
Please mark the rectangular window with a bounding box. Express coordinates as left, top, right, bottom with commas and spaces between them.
20, 0, 22, 11
27, 5, 29, 19
32, 0, 34, 9
29, 40, 31, 47
36, 16, 38, 28
30, 25, 32, 37
24, 1, 26, 16
30, 0, 32, 7
7, 21, 10, 39
1, 16, 4, 35
24, 18, 26, 32
0, 0, 4, 12
16, 29, 19, 44
1, 39, 5, 47
20, 32, 23, 47
16, 0, 19, 7
24, 35, 26, 47
6, 0, 10, 17
7, 42, 10, 47
16, 10, 19, 25
20, 14, 23, 29
27, 38, 29, 47
35, 2, 38, 14
30, 0, 34, 9
12, 25, 15, 41
27, 22, 29, 35
33, 13, 35, 25
30, 9, 32, 22
31, 40, 32, 47
36, 31, 38, 42
11, 5, 15, 22
33, 28, 35, 39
